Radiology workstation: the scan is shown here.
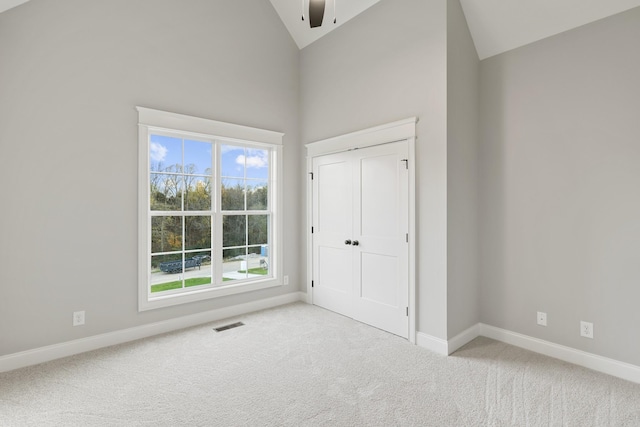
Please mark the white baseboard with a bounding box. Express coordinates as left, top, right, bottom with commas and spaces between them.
447, 324, 481, 355
299, 291, 311, 304
479, 323, 640, 384
0, 292, 306, 374
416, 332, 448, 355
415, 323, 640, 384
416, 324, 480, 356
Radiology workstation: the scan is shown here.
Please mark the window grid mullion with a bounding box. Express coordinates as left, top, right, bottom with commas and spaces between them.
181, 139, 186, 289
243, 147, 248, 270
215, 142, 224, 285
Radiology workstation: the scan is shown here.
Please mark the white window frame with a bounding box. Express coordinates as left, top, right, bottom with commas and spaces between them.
137, 107, 284, 311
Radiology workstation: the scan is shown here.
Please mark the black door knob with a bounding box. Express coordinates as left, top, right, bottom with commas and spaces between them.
345, 239, 352, 245
352, 240, 359, 246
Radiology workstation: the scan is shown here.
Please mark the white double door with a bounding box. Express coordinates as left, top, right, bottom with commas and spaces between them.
311, 141, 409, 338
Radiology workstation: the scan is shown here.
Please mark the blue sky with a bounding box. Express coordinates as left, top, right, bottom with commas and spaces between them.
150, 134, 268, 180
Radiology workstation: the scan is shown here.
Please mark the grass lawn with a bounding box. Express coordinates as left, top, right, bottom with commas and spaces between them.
151, 277, 211, 293
236, 268, 268, 275
152, 270, 266, 293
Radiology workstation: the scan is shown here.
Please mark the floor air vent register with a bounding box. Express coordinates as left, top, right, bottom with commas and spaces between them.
214, 322, 245, 332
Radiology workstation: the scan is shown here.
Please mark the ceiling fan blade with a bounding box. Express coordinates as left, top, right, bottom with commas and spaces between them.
309, 0, 325, 28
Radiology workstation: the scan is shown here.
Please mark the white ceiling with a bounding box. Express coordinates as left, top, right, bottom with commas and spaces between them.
3, 0, 640, 59
269, 0, 381, 49
0, 0, 27, 14
460, 0, 640, 59
270, 0, 640, 57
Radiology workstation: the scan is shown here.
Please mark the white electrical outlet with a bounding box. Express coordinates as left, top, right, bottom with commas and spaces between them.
283, 275, 289, 285
73, 311, 85, 326
580, 321, 593, 339
537, 311, 547, 326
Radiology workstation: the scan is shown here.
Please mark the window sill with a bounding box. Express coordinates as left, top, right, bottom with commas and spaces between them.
139, 277, 283, 312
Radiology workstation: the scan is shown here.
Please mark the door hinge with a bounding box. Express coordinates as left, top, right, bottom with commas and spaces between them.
406, 233, 409, 243
311, 226, 314, 234
401, 159, 408, 170
312, 280, 314, 288
309, 172, 314, 180
406, 307, 409, 317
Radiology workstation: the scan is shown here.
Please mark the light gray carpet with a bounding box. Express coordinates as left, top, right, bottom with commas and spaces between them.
1, 302, 640, 426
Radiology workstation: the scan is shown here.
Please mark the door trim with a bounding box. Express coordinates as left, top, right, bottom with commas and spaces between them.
305, 117, 417, 344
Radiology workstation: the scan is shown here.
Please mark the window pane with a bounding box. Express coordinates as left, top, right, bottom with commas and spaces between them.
248, 215, 268, 246
151, 253, 183, 293
245, 148, 269, 179
221, 145, 245, 178
248, 246, 269, 276
151, 216, 183, 253
246, 182, 267, 210
185, 251, 212, 289
150, 135, 182, 173
184, 139, 212, 176
223, 215, 246, 248
221, 179, 245, 211
185, 216, 211, 250
185, 176, 212, 211
223, 248, 247, 282
150, 174, 182, 211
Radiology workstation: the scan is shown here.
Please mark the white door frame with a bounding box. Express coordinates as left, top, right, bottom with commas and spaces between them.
305, 117, 417, 344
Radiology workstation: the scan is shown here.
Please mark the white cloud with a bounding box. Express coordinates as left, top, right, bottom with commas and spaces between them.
236, 150, 268, 169
150, 142, 168, 162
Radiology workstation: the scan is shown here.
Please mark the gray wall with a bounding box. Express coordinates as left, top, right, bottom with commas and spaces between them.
0, 0, 301, 356
300, 0, 449, 339
479, 7, 640, 365
447, 0, 480, 339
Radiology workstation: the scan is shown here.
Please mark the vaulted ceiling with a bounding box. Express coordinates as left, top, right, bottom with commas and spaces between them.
459, 0, 640, 59
2, 0, 640, 59
269, 0, 640, 57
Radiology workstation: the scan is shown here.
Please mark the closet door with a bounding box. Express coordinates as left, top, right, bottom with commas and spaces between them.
311, 151, 353, 318
312, 141, 409, 339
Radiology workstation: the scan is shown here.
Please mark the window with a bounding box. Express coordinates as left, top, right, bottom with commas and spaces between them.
138, 107, 283, 311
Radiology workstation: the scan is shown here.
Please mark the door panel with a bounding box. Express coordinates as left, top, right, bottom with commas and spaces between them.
314, 246, 352, 316
317, 161, 350, 234
360, 252, 398, 307
360, 154, 399, 239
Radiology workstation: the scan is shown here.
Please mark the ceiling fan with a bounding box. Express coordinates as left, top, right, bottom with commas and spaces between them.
302, 0, 336, 28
